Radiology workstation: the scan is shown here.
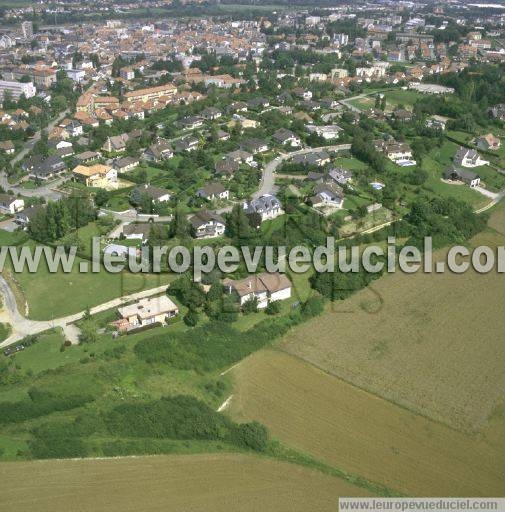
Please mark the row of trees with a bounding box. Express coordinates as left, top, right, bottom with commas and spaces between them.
28, 194, 96, 244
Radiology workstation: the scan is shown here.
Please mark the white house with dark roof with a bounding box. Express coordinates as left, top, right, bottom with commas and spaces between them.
244, 194, 283, 222
453, 147, 489, 168
273, 128, 302, 147
0, 194, 24, 214
444, 167, 480, 188
190, 210, 226, 239
196, 183, 229, 201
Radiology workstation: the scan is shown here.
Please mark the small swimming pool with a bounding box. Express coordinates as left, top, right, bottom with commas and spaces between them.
370, 182, 385, 190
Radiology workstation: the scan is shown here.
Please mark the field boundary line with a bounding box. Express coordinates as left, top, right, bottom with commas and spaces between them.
271, 347, 473, 436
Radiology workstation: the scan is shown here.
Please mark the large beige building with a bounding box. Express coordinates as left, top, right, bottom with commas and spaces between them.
123, 83, 177, 103
72, 164, 117, 188
118, 296, 179, 327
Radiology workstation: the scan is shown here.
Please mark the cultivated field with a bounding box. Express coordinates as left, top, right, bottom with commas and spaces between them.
278, 245, 505, 432
228, 349, 505, 497
0, 453, 369, 512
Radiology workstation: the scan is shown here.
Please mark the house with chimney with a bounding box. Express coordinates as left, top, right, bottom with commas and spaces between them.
453, 147, 489, 168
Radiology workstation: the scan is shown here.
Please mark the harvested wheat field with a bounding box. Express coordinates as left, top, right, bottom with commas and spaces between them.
0, 453, 369, 512
278, 233, 505, 432
228, 349, 505, 497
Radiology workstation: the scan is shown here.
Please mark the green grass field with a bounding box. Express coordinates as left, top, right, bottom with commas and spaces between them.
421, 141, 488, 208
3, 238, 174, 320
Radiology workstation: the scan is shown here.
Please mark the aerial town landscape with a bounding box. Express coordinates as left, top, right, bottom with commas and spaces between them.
0, 0, 504, 510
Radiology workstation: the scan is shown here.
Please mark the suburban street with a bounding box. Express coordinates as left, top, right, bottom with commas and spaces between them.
253, 143, 352, 199
11, 107, 71, 166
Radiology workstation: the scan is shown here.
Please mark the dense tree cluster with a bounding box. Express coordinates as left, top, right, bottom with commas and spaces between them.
28, 194, 96, 244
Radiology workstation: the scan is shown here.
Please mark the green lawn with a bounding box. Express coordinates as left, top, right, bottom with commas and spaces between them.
19, 180, 38, 190
383, 89, 424, 110
0, 322, 11, 342
332, 157, 367, 171
0, 230, 28, 246
421, 141, 488, 208
8, 329, 76, 373
107, 194, 131, 212
3, 239, 175, 320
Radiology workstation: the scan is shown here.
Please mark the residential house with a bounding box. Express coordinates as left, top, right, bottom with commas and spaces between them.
15, 205, 42, 225
190, 210, 226, 239
292, 150, 330, 167
197, 183, 229, 201
225, 101, 248, 114
117, 296, 179, 328
143, 140, 174, 161
215, 157, 240, 177
306, 124, 343, 140
0, 194, 24, 214
174, 135, 199, 153
444, 167, 480, 188
292, 87, 313, 101
200, 107, 222, 120
64, 120, 83, 137
177, 115, 204, 130
309, 182, 344, 209
392, 108, 413, 123
328, 167, 353, 185
425, 115, 448, 131
375, 139, 413, 162
0, 140, 14, 154
227, 150, 254, 165
134, 184, 171, 203
247, 97, 270, 110
75, 150, 101, 164
113, 156, 139, 173
240, 138, 269, 154
73, 164, 117, 188
223, 272, 292, 309
273, 128, 302, 147
488, 104, 505, 121
476, 134, 501, 151
453, 147, 489, 168
27, 155, 67, 181
244, 194, 283, 223
122, 223, 152, 244
305, 172, 325, 184
214, 129, 230, 142
102, 133, 129, 153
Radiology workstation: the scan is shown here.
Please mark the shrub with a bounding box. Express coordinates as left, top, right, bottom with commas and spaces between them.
183, 309, 199, 327
231, 421, 269, 452
242, 297, 259, 314
265, 300, 281, 315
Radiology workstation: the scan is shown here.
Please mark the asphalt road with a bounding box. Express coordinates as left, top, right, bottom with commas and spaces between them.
253, 144, 352, 199
0, 278, 169, 348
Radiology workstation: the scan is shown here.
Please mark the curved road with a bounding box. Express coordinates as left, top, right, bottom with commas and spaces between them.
253, 143, 352, 199
0, 276, 169, 349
